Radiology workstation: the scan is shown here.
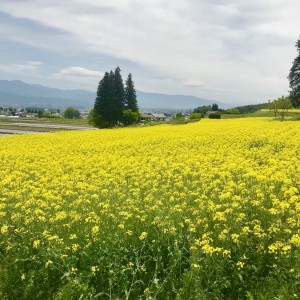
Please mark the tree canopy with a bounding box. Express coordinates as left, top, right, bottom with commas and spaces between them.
63, 107, 81, 119
193, 105, 212, 114
269, 96, 292, 120
92, 68, 139, 128
233, 103, 268, 114
193, 103, 218, 114
288, 37, 300, 107
224, 108, 240, 114
212, 103, 219, 111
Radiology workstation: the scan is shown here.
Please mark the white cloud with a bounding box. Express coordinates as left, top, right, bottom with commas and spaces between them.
183, 80, 206, 88
55, 67, 104, 78
0, 60, 41, 73
0, 0, 300, 103
51, 66, 104, 90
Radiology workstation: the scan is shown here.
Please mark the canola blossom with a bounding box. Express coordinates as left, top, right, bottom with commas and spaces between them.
0, 118, 299, 299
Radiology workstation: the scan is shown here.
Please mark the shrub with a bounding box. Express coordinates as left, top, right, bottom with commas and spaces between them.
189, 113, 203, 120
208, 112, 221, 119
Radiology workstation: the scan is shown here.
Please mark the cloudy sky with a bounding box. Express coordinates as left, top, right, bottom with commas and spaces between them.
0, 0, 299, 104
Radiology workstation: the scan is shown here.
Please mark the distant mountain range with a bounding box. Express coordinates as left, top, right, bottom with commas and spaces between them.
0, 80, 230, 110
136, 91, 230, 110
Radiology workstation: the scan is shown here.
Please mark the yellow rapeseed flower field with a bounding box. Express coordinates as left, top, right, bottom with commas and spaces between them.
0, 117, 299, 299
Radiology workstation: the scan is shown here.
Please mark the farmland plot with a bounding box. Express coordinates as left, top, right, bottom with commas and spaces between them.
0, 118, 299, 299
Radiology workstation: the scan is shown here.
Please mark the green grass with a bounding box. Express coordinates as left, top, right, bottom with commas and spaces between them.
221, 109, 300, 119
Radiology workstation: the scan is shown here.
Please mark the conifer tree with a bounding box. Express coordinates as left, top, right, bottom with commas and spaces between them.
288, 37, 300, 107
94, 71, 110, 127
212, 103, 219, 111
125, 73, 138, 112
114, 67, 125, 122
93, 67, 138, 128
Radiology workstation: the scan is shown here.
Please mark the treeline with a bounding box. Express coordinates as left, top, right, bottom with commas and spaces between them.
89, 67, 139, 128
233, 103, 269, 114
193, 103, 240, 116
193, 103, 219, 114
193, 102, 272, 115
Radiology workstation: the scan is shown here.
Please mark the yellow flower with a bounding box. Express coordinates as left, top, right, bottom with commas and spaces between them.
128, 262, 134, 268
45, 260, 53, 267
231, 233, 239, 244
91, 226, 99, 234
71, 243, 79, 252
140, 264, 147, 272
222, 249, 231, 257
33, 240, 41, 249
236, 261, 245, 269
91, 266, 99, 275
290, 234, 300, 246
282, 245, 291, 254
139, 231, 148, 240
0, 225, 8, 234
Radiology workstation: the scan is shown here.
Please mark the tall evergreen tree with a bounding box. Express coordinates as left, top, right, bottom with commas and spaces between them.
93, 67, 138, 128
114, 67, 125, 122
93, 68, 124, 127
288, 37, 300, 107
212, 103, 219, 111
106, 71, 117, 126
94, 71, 111, 127
125, 73, 138, 112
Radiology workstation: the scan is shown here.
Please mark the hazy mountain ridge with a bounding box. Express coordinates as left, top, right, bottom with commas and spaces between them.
0, 80, 95, 107
136, 91, 229, 109
0, 91, 91, 108
0, 80, 230, 110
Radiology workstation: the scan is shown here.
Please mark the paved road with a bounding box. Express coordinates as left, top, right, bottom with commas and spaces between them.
0, 122, 96, 130
0, 123, 97, 137
0, 129, 46, 135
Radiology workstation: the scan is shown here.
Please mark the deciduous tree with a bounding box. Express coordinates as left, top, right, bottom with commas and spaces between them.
123, 109, 140, 126
269, 96, 292, 120
63, 107, 81, 119
193, 105, 211, 114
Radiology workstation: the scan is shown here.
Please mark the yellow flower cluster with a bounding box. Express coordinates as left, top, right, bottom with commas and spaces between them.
0, 117, 299, 282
